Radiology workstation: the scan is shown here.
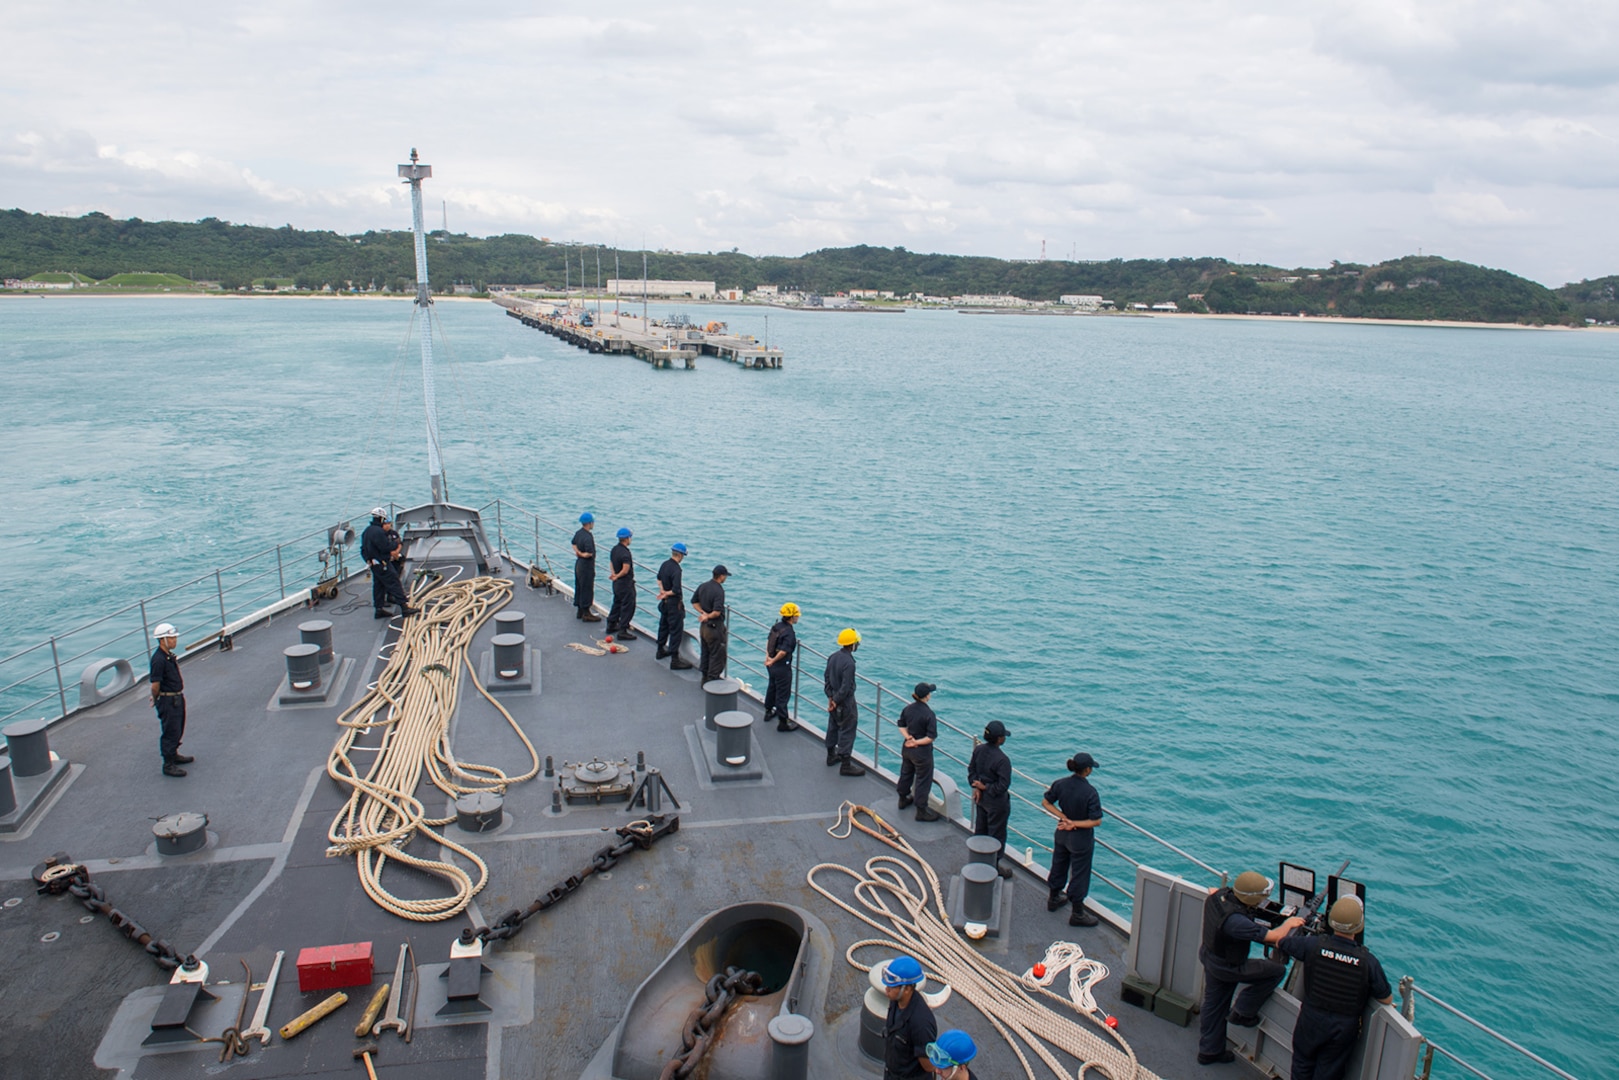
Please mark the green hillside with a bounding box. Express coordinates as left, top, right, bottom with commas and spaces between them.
0, 208, 1595, 324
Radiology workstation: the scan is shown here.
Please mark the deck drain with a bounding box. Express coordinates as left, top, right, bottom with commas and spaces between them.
41, 932, 60, 943
80, 915, 95, 924
3, 897, 20, 908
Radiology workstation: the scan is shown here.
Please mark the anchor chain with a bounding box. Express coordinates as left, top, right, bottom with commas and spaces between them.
33, 854, 193, 971
466, 815, 679, 945
658, 966, 765, 1080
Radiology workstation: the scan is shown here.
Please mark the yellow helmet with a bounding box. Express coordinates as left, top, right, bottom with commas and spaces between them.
779, 602, 801, 618
837, 628, 861, 647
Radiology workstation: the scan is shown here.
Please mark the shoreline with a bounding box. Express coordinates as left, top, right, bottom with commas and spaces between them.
3, 290, 1612, 330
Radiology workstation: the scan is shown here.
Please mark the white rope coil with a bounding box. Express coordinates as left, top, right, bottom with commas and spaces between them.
1022, 942, 1110, 1018
326, 575, 539, 921
809, 803, 1154, 1080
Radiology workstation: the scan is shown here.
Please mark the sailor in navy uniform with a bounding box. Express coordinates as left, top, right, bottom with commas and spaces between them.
605, 527, 637, 639
656, 543, 692, 668
361, 508, 411, 617
1276, 897, 1393, 1080
690, 565, 730, 681
896, 683, 940, 820
879, 956, 936, 1080
1042, 752, 1104, 926
572, 512, 600, 621
764, 603, 800, 729
149, 624, 192, 777
1196, 871, 1305, 1065
968, 720, 1013, 877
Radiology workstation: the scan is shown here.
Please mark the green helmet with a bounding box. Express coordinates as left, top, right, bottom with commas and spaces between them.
1232, 871, 1272, 907
1328, 896, 1365, 934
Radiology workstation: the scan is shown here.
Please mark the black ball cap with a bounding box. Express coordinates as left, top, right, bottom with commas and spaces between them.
984, 720, 1010, 739
913, 682, 936, 699
712, 565, 730, 577
1069, 752, 1098, 771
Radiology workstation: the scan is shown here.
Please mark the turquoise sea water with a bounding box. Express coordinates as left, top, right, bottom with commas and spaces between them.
2, 296, 1614, 1077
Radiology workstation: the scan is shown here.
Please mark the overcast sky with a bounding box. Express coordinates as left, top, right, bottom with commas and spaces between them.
3, 1, 1616, 285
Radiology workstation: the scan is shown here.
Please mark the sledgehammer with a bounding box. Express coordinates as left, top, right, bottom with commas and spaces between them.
354, 1041, 380, 1080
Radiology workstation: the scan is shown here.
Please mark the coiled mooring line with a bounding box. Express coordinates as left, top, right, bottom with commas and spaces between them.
808, 803, 1153, 1080
326, 575, 539, 921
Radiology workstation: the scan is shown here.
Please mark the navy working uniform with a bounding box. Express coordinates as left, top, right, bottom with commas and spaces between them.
571, 524, 597, 619
1044, 767, 1101, 915
764, 615, 797, 726
883, 989, 936, 1080
691, 570, 728, 681
655, 552, 686, 663
823, 648, 859, 763
1277, 932, 1392, 1080
150, 643, 187, 769
896, 690, 937, 815
1198, 888, 1290, 1060
968, 733, 1012, 867
606, 536, 636, 636
361, 517, 409, 616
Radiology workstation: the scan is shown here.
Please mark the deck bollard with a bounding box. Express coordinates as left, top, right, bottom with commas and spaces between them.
768, 1013, 814, 1080
0, 756, 16, 818
493, 610, 524, 640
492, 633, 526, 680
3, 719, 52, 778
702, 678, 741, 732
714, 711, 753, 768
961, 863, 998, 923
298, 619, 334, 664
456, 792, 504, 832
283, 644, 322, 691
966, 835, 1001, 867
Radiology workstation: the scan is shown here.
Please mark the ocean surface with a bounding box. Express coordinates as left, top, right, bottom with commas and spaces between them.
2, 296, 1614, 1077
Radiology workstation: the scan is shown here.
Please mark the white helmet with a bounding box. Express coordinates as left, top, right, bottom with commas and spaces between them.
153, 623, 177, 639
371, 507, 387, 518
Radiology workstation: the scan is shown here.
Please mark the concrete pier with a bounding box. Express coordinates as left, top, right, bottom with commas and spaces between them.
494, 297, 783, 370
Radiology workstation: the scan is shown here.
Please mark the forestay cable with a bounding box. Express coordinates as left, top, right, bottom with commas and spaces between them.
326, 575, 539, 920
809, 803, 1153, 1080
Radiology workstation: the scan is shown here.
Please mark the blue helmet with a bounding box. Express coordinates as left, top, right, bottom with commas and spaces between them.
671, 542, 688, 554
926, 1030, 978, 1069
616, 527, 632, 539
881, 956, 924, 987
579, 512, 594, 524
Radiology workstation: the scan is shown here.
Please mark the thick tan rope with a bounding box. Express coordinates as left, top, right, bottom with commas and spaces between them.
808, 803, 1154, 1080
326, 575, 540, 920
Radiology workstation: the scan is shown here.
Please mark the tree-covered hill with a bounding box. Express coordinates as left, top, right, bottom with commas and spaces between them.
0, 209, 1595, 325
1201, 256, 1573, 325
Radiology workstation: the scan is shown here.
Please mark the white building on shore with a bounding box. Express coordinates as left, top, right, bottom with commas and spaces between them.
605, 279, 715, 299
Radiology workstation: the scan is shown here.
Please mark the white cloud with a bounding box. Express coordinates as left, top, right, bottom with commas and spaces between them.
0, 1, 1616, 281
1432, 189, 1534, 226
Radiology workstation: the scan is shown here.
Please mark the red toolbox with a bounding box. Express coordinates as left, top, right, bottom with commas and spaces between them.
295, 942, 374, 993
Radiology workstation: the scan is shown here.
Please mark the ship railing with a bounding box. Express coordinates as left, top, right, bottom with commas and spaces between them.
0, 513, 374, 731
1402, 981, 1583, 1080
482, 496, 1227, 908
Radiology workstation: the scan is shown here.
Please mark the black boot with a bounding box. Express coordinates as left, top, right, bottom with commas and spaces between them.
915, 808, 942, 822
838, 756, 867, 777
897, 795, 913, 810
670, 659, 694, 670
776, 716, 798, 732
162, 762, 187, 777
172, 753, 194, 764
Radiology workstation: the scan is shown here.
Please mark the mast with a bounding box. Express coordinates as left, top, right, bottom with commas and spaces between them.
398, 149, 445, 504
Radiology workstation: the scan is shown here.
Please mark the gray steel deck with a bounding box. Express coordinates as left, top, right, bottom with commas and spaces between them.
0, 556, 1254, 1079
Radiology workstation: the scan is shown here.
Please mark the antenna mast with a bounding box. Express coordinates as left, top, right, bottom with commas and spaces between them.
397, 148, 446, 504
